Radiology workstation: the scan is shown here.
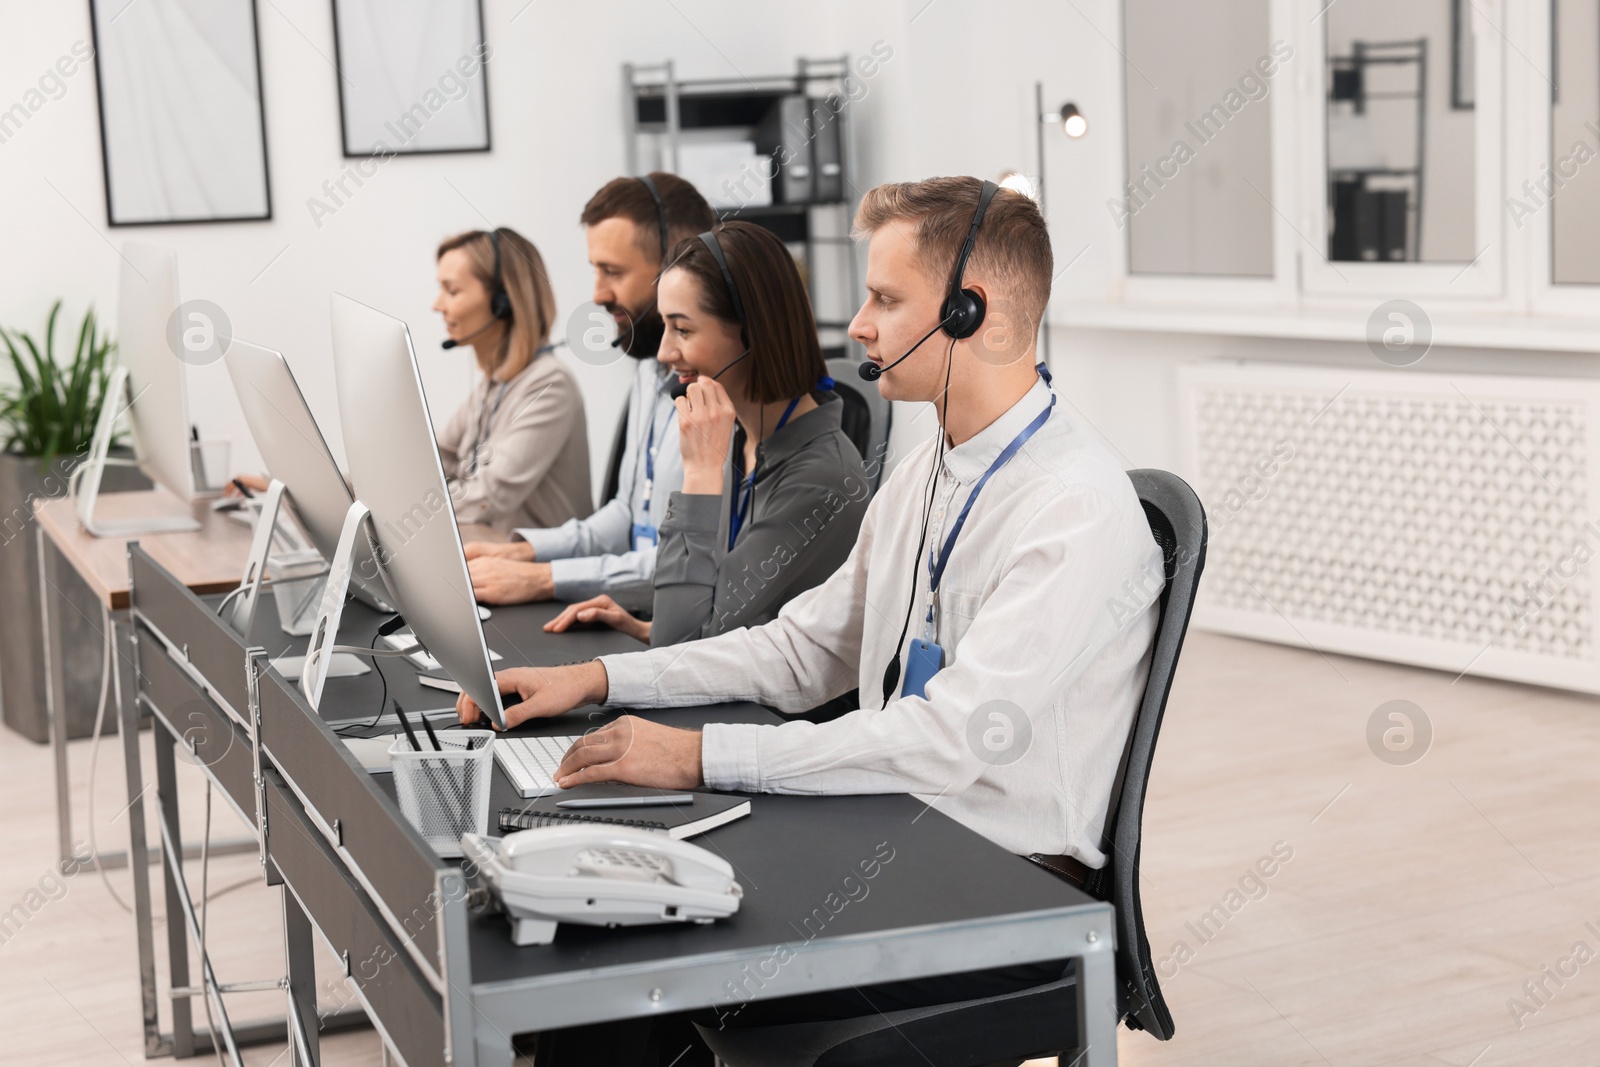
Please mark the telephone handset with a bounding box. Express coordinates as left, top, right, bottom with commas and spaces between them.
461, 825, 743, 946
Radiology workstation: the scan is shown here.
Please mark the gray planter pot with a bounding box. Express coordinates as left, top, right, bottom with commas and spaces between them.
0, 447, 149, 742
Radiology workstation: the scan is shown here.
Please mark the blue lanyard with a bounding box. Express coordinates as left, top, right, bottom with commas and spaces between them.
630, 381, 677, 549
640, 392, 677, 507
927, 365, 1055, 600
728, 396, 801, 550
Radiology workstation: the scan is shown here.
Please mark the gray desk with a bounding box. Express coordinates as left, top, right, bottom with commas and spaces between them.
124, 546, 1121, 1067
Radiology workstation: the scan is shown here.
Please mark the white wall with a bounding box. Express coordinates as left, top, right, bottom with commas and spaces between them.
1, 0, 841, 484
0, 0, 1163, 491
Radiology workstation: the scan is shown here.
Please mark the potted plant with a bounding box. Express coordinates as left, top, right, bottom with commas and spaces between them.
0, 301, 147, 741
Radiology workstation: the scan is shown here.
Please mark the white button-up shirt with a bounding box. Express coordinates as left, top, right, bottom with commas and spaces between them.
516, 359, 683, 611
600, 374, 1164, 863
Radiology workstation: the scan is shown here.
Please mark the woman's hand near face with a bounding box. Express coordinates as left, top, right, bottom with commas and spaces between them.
675, 376, 737, 495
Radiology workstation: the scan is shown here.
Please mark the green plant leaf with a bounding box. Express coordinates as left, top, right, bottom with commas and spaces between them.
0, 301, 119, 463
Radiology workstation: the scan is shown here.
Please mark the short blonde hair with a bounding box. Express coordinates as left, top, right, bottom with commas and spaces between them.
852, 176, 1053, 329
436, 227, 557, 377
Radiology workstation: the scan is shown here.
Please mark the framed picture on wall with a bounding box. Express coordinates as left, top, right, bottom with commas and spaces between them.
87, 0, 272, 226
331, 0, 492, 157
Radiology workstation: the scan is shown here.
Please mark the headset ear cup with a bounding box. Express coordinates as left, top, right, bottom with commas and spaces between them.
942, 289, 986, 340
491, 289, 513, 321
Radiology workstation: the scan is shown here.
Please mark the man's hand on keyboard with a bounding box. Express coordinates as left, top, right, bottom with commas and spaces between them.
553, 716, 704, 790
455, 662, 610, 730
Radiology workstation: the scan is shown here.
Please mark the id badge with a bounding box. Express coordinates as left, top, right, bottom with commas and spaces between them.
900, 638, 944, 699
631, 521, 659, 552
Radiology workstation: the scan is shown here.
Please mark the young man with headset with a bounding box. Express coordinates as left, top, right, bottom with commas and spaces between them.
464, 172, 714, 611
460, 176, 1164, 1053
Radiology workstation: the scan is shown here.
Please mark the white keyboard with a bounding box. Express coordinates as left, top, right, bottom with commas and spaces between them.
494, 735, 582, 798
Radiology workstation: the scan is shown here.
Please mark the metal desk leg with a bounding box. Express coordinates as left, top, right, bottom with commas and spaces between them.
155, 727, 197, 1058
121, 630, 164, 1057
282, 887, 321, 1067
41, 524, 75, 866
1076, 938, 1120, 1067
474, 1015, 517, 1067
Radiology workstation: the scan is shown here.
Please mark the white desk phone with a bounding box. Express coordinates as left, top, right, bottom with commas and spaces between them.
461, 825, 744, 946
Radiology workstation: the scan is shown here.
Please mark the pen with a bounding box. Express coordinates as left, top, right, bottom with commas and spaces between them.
418, 711, 444, 752
231, 478, 256, 499
556, 794, 695, 809
394, 703, 422, 751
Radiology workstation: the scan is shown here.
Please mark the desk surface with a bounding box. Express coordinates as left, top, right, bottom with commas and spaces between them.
463, 707, 1105, 1034
240, 594, 649, 728
294, 597, 1103, 1030
475, 739, 1094, 981
38, 495, 511, 612
176, 581, 1116, 1058
35, 491, 253, 610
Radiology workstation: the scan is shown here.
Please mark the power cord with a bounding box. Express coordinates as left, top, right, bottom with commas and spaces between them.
333, 628, 390, 735
879, 337, 956, 704
213, 573, 330, 622
86, 600, 131, 913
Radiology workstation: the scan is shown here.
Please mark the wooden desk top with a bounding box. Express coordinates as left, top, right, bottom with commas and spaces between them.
34, 491, 254, 611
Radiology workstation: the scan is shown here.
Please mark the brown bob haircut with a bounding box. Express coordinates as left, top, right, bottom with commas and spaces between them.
852, 175, 1053, 329
580, 172, 715, 265
435, 227, 556, 378
664, 221, 828, 405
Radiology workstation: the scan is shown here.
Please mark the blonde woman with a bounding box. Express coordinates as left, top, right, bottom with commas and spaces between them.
433, 227, 591, 533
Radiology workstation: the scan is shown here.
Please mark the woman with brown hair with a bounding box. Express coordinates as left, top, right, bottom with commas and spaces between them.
545, 220, 869, 647
432, 226, 591, 533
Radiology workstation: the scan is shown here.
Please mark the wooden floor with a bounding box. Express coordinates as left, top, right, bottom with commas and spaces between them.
4, 630, 1599, 1065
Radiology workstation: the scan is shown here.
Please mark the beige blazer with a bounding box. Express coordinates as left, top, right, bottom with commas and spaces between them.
438, 353, 592, 535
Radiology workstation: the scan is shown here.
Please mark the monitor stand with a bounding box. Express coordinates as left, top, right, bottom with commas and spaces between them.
224, 478, 370, 683
73, 366, 201, 537
300, 501, 421, 711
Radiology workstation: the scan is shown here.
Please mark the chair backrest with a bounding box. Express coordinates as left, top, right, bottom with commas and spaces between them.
1104, 469, 1207, 1041
599, 395, 631, 507
825, 358, 892, 489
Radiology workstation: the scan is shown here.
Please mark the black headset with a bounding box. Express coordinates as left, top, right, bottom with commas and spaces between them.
940, 179, 999, 339
637, 174, 671, 263
486, 228, 512, 322
698, 229, 749, 348
858, 180, 1001, 383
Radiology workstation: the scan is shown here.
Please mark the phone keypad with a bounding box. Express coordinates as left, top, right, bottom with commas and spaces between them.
573, 847, 672, 883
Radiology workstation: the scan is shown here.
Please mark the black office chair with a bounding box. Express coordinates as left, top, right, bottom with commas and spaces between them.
599, 396, 632, 508
824, 357, 892, 490
695, 468, 1207, 1067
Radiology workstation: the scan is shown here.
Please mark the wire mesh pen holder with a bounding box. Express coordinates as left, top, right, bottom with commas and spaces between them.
389, 733, 494, 858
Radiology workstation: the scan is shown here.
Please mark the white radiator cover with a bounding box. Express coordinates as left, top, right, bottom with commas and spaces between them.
1177, 362, 1600, 694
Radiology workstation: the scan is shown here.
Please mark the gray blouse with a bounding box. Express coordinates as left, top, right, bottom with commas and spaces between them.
437, 353, 592, 536
649, 394, 870, 647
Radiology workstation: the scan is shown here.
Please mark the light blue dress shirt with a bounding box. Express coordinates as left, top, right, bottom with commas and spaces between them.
515, 359, 684, 610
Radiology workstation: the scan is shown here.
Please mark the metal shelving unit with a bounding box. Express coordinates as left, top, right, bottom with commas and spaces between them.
1327, 38, 1428, 262
622, 56, 862, 358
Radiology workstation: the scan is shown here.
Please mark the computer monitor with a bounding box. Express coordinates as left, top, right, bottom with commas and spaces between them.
223, 340, 390, 612
76, 242, 205, 535
327, 293, 506, 727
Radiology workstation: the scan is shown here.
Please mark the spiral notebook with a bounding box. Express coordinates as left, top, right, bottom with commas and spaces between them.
496, 788, 750, 841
